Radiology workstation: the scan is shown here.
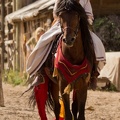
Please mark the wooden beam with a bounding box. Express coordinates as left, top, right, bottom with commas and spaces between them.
91, 0, 120, 15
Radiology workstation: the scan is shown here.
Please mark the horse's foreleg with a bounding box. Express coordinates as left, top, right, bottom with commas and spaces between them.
72, 90, 86, 120
62, 93, 72, 120
59, 76, 72, 120
51, 82, 60, 120
72, 91, 78, 120
77, 87, 87, 120
54, 101, 60, 120
78, 101, 86, 120
73, 78, 88, 120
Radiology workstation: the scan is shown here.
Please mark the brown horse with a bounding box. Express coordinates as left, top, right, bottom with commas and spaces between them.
45, 0, 96, 120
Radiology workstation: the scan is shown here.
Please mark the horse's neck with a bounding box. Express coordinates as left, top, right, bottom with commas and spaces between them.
62, 32, 84, 65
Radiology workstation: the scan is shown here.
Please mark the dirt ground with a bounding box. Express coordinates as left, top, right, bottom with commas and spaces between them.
0, 83, 120, 120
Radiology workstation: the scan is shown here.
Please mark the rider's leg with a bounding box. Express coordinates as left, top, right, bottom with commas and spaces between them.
90, 60, 99, 90
89, 30, 106, 90
34, 75, 48, 120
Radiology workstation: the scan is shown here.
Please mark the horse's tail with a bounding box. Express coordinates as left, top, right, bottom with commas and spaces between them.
44, 34, 62, 112
28, 89, 36, 108
28, 75, 53, 119
19, 75, 36, 109
46, 82, 54, 111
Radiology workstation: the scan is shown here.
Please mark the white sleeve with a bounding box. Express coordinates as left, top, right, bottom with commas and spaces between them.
80, 0, 94, 20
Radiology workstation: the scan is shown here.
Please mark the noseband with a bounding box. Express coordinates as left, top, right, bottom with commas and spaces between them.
59, 14, 80, 41
62, 25, 79, 40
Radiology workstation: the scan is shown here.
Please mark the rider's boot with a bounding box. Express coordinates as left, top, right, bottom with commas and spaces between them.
34, 75, 48, 120
90, 61, 99, 91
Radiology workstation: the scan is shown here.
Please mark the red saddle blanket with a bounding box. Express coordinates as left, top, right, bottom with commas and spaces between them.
54, 42, 90, 83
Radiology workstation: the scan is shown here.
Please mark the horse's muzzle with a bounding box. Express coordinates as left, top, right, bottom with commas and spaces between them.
63, 37, 75, 47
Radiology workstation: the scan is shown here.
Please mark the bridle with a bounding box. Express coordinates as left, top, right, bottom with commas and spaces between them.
58, 12, 80, 41
62, 26, 79, 40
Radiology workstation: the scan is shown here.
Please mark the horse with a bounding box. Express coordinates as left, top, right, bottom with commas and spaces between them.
26, 0, 96, 120
31, 0, 96, 120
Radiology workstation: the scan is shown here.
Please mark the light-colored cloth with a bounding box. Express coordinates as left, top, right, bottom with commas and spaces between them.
80, 0, 94, 19
26, 21, 61, 77
99, 52, 120, 91
90, 31, 106, 61
26, 21, 106, 77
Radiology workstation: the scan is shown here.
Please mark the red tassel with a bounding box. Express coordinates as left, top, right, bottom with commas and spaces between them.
59, 117, 64, 120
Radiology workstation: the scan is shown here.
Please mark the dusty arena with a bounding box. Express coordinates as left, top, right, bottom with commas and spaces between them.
0, 83, 120, 120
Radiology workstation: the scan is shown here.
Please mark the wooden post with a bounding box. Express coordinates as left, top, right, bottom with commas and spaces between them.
0, 0, 5, 107
15, 23, 21, 71
6, 0, 13, 39
12, 0, 16, 71
15, 0, 22, 71
0, 55, 4, 107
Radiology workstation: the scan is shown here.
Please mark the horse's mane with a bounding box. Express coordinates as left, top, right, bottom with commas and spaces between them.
54, 0, 95, 64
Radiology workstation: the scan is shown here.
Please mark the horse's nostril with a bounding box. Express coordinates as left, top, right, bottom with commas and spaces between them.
63, 38, 66, 42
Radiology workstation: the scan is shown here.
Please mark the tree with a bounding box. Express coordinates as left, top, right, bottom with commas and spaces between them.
0, 0, 5, 107
0, 54, 4, 107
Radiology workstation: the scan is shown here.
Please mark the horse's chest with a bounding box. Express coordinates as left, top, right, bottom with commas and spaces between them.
54, 44, 90, 83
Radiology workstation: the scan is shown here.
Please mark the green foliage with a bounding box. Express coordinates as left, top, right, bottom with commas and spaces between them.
107, 83, 117, 92
103, 83, 117, 92
94, 17, 107, 31
3, 69, 27, 86
93, 15, 120, 52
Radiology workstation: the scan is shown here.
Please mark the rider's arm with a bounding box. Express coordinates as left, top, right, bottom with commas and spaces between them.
26, 37, 35, 52
84, 0, 94, 25
80, 0, 94, 25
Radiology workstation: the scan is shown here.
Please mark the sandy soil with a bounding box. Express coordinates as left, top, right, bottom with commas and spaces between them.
0, 83, 120, 120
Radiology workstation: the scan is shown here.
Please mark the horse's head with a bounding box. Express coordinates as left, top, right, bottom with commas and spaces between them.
54, 0, 94, 65
59, 10, 80, 47
54, 0, 85, 47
